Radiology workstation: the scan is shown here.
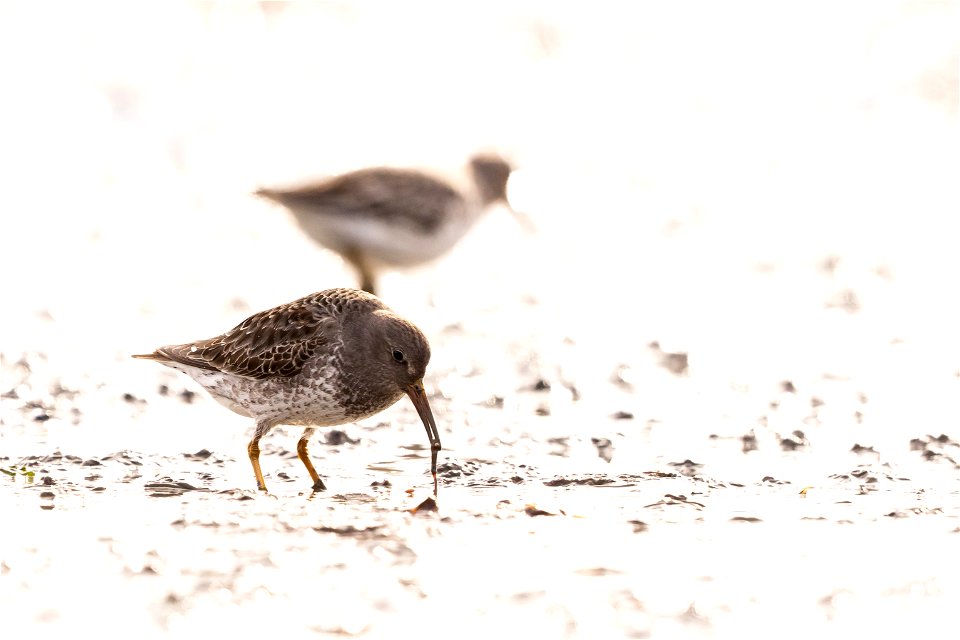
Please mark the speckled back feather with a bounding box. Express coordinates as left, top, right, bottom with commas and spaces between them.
141, 289, 384, 380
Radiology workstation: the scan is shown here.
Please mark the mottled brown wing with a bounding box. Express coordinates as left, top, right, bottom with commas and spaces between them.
259, 168, 463, 233
158, 299, 337, 380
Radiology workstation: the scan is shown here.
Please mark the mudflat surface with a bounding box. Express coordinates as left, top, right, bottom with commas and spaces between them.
1, 4, 958, 638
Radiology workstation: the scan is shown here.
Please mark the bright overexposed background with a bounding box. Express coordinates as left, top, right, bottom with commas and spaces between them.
1, 1, 957, 446
0, 2, 958, 638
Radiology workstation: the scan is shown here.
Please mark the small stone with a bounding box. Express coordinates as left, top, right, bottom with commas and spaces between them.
410, 496, 438, 514
525, 504, 559, 517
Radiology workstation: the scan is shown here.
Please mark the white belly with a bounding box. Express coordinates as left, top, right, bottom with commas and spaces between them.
290, 204, 476, 267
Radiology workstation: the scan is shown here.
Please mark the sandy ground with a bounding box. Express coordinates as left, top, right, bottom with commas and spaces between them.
1, 3, 959, 638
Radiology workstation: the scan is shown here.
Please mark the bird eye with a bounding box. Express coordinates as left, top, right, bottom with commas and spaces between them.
392, 349, 405, 363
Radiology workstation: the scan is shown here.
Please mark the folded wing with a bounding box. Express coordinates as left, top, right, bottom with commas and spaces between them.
141, 300, 337, 380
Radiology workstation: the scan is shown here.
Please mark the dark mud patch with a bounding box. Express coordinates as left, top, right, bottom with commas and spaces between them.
182, 449, 213, 460
324, 429, 359, 445
648, 341, 689, 375
851, 443, 878, 455
628, 520, 649, 532
313, 524, 386, 537
329, 492, 380, 504
437, 459, 542, 487
544, 476, 617, 487
437, 459, 484, 478
778, 430, 809, 451
144, 479, 212, 497
910, 434, 960, 467
543, 470, 689, 488
668, 459, 703, 476
885, 507, 944, 519
170, 517, 242, 529
644, 494, 706, 509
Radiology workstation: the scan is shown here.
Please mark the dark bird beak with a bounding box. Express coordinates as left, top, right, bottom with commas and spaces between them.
406, 379, 441, 495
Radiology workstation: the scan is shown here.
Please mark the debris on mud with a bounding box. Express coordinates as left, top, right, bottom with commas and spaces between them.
525, 504, 562, 517
409, 495, 438, 514
324, 430, 358, 445
144, 479, 210, 497
437, 460, 484, 478
313, 524, 387, 537
648, 341, 689, 375
628, 520, 648, 533
644, 494, 706, 509
909, 434, 960, 467
543, 476, 616, 487
668, 459, 702, 476
778, 430, 809, 451
591, 437, 614, 462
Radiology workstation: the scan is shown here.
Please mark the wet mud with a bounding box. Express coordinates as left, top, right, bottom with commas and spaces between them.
4, 329, 960, 638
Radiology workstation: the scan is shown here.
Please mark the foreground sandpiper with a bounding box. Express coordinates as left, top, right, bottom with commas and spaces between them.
256, 154, 517, 295
133, 288, 441, 494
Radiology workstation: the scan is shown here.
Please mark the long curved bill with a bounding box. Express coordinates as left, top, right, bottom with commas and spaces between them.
406, 379, 441, 495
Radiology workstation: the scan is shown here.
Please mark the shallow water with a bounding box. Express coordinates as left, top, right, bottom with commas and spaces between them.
2, 2, 959, 638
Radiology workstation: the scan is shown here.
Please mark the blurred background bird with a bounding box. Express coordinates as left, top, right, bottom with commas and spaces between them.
255, 153, 526, 295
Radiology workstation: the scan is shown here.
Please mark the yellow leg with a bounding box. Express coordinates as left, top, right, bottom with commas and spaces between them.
247, 438, 267, 492
297, 429, 326, 491
248, 420, 272, 492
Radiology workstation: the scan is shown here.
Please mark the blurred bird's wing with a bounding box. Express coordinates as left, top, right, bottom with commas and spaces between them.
257, 168, 464, 233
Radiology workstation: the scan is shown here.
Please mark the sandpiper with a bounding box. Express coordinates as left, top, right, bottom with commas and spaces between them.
256, 154, 517, 295
133, 288, 441, 494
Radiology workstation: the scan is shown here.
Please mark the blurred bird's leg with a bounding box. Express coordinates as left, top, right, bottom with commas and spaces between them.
344, 248, 377, 295
359, 270, 376, 296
